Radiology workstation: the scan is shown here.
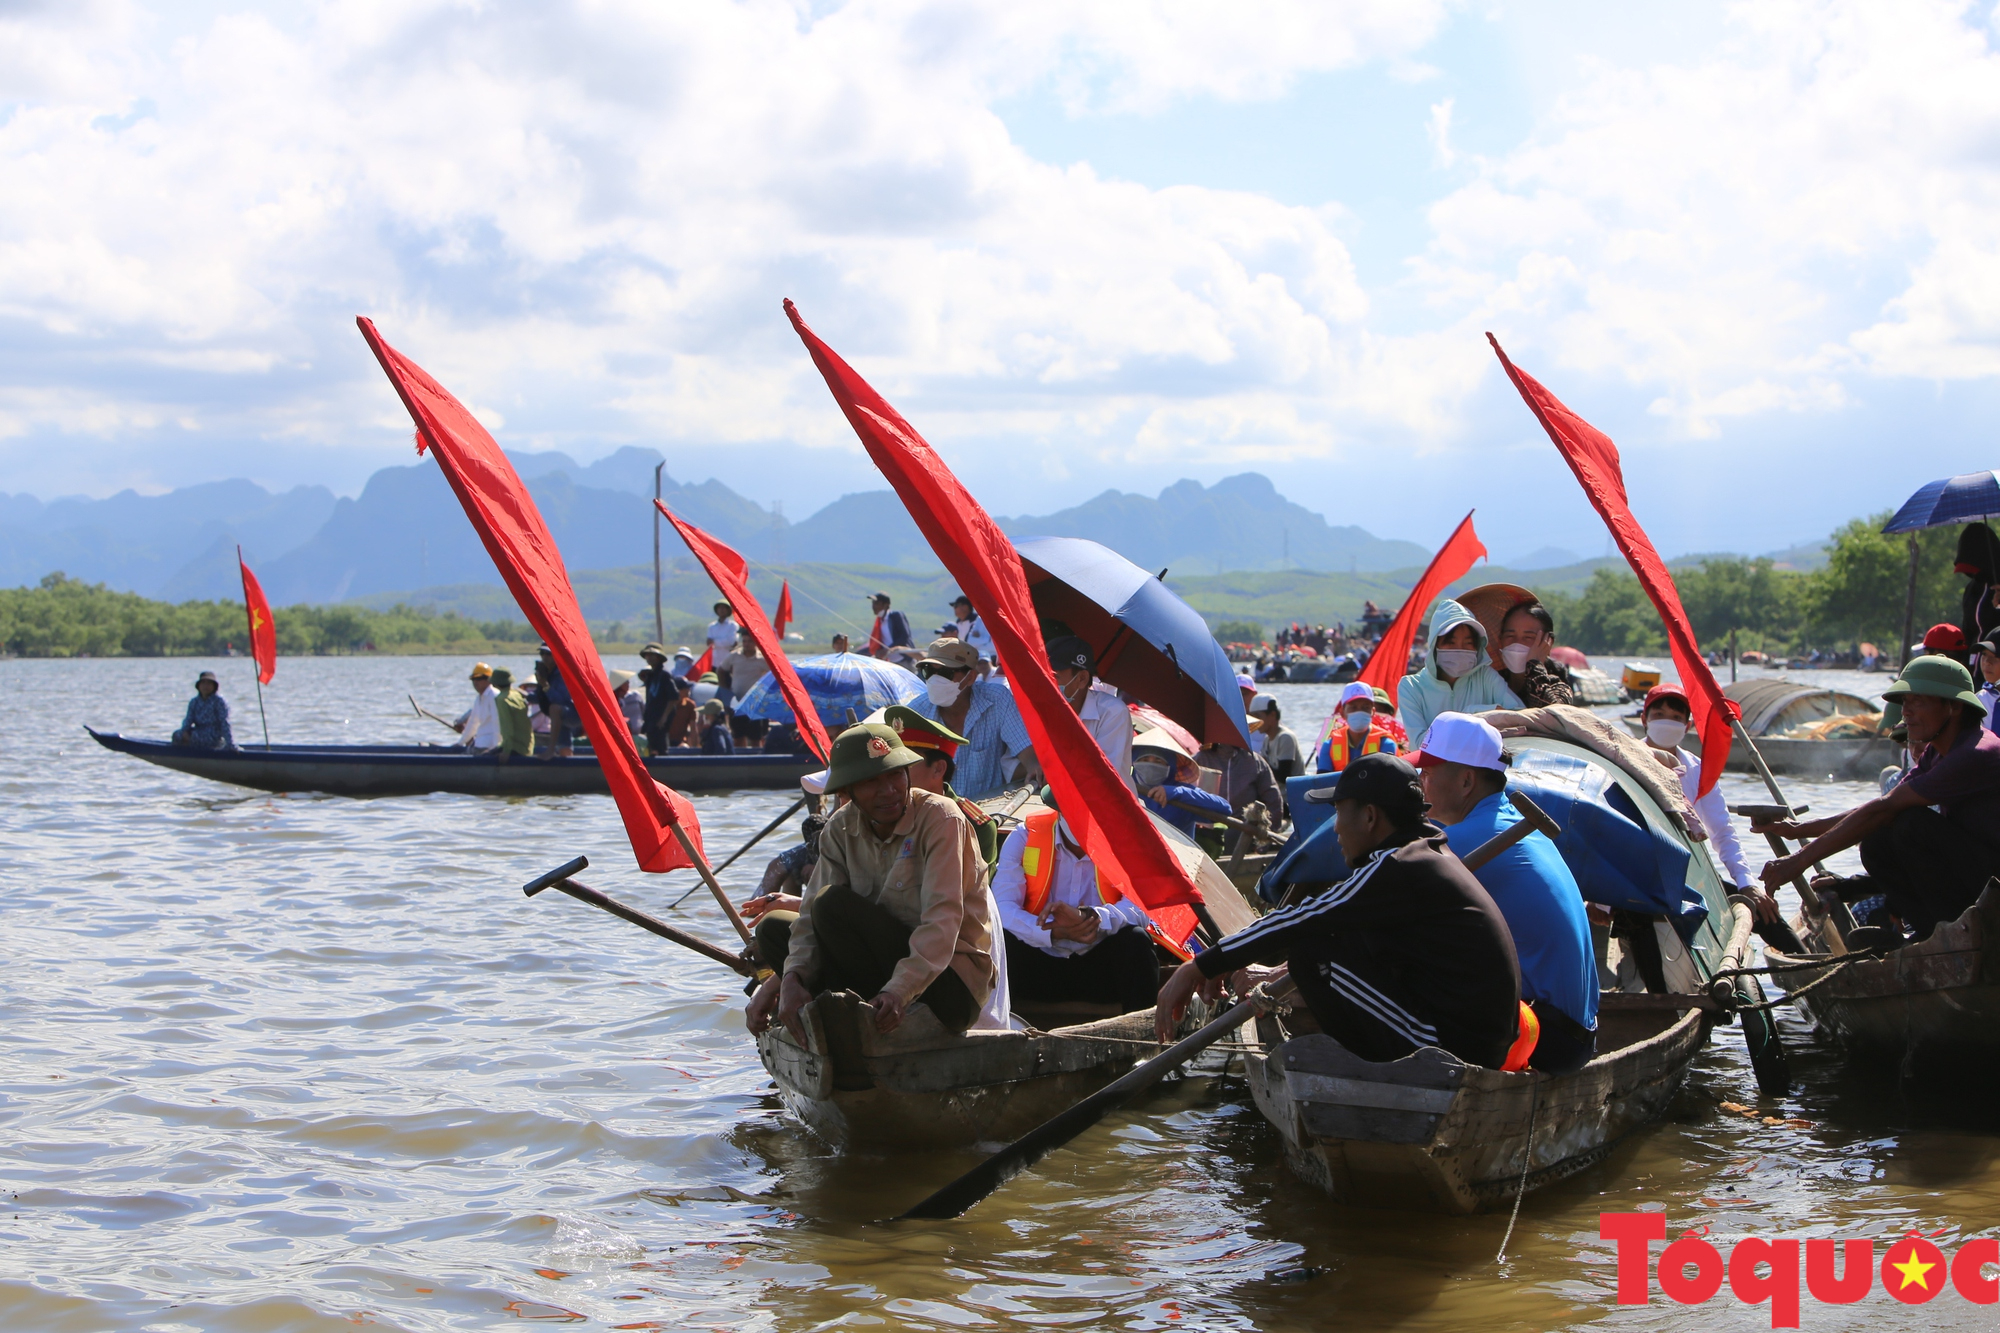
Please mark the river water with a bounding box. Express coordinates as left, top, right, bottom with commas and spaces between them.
5, 657, 1997, 1331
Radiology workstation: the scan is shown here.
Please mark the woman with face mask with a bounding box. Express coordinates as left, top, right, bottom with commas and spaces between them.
1638, 683, 1769, 916
1397, 598, 1523, 750
1493, 600, 1574, 709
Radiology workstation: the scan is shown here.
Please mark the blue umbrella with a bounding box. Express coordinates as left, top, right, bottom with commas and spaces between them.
1883, 471, 2000, 533
1015, 536, 1252, 748
734, 652, 923, 729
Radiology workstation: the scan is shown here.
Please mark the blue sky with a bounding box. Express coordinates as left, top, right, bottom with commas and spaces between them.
2, 0, 1998, 565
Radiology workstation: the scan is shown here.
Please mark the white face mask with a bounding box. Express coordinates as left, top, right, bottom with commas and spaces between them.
1436, 648, 1480, 679
1646, 718, 1689, 749
1133, 760, 1171, 789
925, 673, 963, 706
1500, 643, 1532, 673
1344, 710, 1373, 732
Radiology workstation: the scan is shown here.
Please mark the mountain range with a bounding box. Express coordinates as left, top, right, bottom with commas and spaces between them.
0, 448, 1437, 605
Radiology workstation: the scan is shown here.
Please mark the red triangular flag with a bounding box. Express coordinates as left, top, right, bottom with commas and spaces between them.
773, 581, 794, 641
660, 505, 830, 763
238, 549, 277, 685
1488, 333, 1739, 795
785, 299, 1201, 921
354, 317, 704, 871
691, 643, 714, 678
1356, 512, 1485, 709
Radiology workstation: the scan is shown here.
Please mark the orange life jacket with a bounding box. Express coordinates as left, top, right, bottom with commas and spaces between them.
1322, 724, 1392, 771
1017, 811, 1193, 961
1501, 1001, 1540, 1072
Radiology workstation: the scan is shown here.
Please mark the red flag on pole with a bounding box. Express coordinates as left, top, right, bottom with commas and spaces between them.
785, 299, 1201, 921
690, 643, 714, 678
1487, 333, 1738, 795
773, 581, 794, 641
658, 504, 831, 764
1356, 512, 1485, 710
238, 551, 277, 685
355, 318, 704, 871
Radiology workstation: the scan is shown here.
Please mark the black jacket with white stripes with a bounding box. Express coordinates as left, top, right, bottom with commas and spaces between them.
1197, 825, 1522, 1063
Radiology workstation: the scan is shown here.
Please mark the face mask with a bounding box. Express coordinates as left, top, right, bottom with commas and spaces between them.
1646, 719, 1689, 749
1436, 648, 1480, 679
925, 673, 963, 706
1345, 710, 1373, 732
1133, 760, 1171, 789
1500, 643, 1532, 673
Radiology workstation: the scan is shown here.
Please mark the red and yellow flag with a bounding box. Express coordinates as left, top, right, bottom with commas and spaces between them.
238, 549, 276, 685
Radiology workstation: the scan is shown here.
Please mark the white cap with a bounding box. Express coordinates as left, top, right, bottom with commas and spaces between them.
1338, 681, 1374, 709
1247, 693, 1277, 715
800, 769, 829, 795
1413, 712, 1506, 771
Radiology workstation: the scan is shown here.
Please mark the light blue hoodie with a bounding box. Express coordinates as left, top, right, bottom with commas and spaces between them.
1397, 598, 1523, 748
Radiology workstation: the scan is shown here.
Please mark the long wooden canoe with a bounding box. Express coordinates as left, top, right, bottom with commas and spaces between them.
756, 990, 1178, 1149
1767, 886, 2000, 1079
85, 727, 816, 797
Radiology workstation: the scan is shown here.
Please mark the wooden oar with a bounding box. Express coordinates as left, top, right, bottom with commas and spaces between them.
900, 811, 1562, 1221
523, 855, 754, 977
667, 795, 808, 910
900, 973, 1296, 1221
409, 694, 461, 733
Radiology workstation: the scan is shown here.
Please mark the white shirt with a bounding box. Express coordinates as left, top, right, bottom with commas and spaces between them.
1078, 686, 1135, 789
990, 821, 1155, 958
459, 686, 500, 748
1662, 744, 1753, 887
956, 616, 997, 662
706, 620, 738, 654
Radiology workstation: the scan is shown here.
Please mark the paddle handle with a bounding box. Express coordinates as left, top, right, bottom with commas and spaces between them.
671, 821, 760, 954
523, 861, 754, 977
1460, 792, 1562, 873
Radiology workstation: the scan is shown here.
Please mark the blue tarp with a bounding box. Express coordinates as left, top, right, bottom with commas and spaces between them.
1257, 748, 1708, 939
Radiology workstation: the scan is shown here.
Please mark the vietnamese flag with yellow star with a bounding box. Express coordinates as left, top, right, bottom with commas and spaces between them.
237, 548, 276, 685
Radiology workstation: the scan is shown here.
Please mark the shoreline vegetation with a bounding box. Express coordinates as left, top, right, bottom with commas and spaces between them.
0, 511, 1969, 661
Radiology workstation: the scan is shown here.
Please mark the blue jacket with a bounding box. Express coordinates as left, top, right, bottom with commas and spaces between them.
1143, 782, 1232, 836
1397, 598, 1522, 749
1441, 791, 1597, 1032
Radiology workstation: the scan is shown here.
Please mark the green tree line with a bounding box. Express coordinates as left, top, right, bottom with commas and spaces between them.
0, 573, 539, 658
1538, 513, 1969, 657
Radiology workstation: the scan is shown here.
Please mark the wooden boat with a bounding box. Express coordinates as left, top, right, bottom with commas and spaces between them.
84, 727, 816, 797
1235, 731, 1750, 1212
1623, 679, 1899, 779
1766, 887, 2000, 1079
757, 991, 1178, 1149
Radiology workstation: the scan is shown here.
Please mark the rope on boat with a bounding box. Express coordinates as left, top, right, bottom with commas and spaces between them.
1707, 947, 1888, 1013
1495, 1079, 1539, 1264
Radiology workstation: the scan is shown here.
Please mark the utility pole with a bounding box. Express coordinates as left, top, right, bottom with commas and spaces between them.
653, 462, 665, 646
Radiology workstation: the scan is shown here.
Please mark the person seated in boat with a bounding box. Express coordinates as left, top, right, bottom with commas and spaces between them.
1413, 713, 1597, 1073
1156, 753, 1522, 1066
1878, 623, 1971, 739
912, 637, 1032, 800
489, 667, 533, 763
456, 662, 501, 750
831, 633, 852, 654
991, 785, 1162, 1017
695, 698, 734, 754
1195, 736, 1286, 831
747, 724, 996, 1040
867, 592, 915, 663
1638, 684, 1798, 950
1249, 695, 1304, 779
1757, 656, 2000, 945
1316, 681, 1399, 774
1398, 598, 1523, 748
1978, 640, 2000, 736
1044, 636, 1134, 786
880, 704, 999, 865
949, 593, 996, 667
531, 646, 575, 757
173, 671, 236, 750
1493, 600, 1573, 709
610, 669, 644, 741
1136, 736, 1232, 836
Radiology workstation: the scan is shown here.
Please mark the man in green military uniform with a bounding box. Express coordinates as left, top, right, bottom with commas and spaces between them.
489, 667, 533, 761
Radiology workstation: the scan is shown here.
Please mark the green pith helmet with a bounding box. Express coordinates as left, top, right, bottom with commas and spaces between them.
1037, 784, 1058, 812
1883, 656, 1988, 714
880, 703, 969, 750
490, 667, 514, 689
824, 723, 922, 792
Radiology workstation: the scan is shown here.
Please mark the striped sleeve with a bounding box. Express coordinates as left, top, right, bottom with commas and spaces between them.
1196, 849, 1394, 978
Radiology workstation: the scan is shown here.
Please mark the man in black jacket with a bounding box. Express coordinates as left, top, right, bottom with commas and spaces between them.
1156, 754, 1522, 1067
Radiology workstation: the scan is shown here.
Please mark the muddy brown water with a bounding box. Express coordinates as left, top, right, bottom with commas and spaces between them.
4, 660, 1995, 1330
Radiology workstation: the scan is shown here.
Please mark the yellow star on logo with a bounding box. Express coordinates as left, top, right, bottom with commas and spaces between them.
1890, 1251, 1935, 1290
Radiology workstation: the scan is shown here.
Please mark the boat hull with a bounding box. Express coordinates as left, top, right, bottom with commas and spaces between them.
84, 728, 815, 796
1242, 999, 1708, 1214
756, 992, 1164, 1150
1770, 888, 2000, 1078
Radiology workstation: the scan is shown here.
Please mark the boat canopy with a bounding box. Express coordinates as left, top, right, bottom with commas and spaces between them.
1723, 679, 1877, 738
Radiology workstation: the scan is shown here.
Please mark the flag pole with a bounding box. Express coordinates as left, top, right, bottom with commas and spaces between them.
653, 461, 666, 647
238, 544, 271, 749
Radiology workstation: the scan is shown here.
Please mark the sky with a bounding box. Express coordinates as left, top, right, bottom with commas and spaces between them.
3, 0, 1999, 564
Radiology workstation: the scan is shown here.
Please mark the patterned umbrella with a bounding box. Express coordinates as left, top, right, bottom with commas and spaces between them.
734, 652, 923, 729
